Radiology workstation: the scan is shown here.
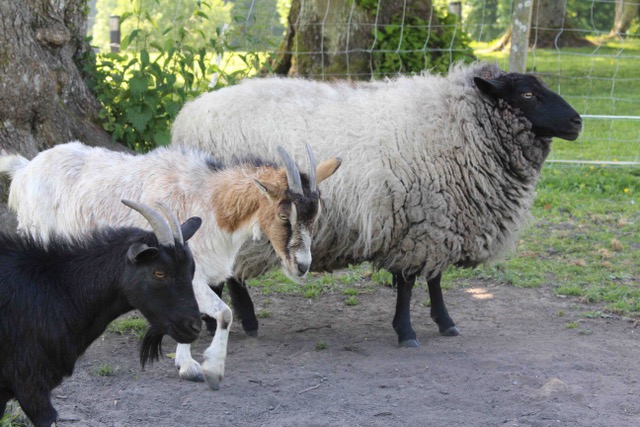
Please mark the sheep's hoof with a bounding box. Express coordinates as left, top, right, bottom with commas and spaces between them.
244, 329, 258, 338
178, 363, 205, 383
399, 338, 420, 348
440, 326, 460, 336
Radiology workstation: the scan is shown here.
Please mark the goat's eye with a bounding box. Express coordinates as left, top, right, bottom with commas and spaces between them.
279, 213, 288, 222
154, 271, 167, 279
522, 92, 533, 99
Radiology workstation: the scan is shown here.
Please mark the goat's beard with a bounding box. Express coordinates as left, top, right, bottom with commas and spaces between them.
140, 327, 165, 368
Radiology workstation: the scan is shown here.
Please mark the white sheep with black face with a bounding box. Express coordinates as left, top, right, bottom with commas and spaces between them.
171, 62, 582, 348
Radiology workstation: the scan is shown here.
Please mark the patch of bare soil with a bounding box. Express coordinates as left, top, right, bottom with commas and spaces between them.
50, 281, 640, 427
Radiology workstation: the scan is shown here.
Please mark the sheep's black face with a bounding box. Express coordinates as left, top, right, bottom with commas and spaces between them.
474, 74, 582, 141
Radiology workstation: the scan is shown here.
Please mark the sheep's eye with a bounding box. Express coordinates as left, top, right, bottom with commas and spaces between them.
522, 92, 533, 99
279, 213, 288, 222
154, 271, 167, 279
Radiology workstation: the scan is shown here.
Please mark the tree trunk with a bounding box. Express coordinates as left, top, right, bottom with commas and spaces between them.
273, 0, 437, 80
609, 0, 640, 37
530, 0, 591, 48
0, 0, 126, 230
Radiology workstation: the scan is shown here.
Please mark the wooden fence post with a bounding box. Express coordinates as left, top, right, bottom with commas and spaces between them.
509, 0, 533, 73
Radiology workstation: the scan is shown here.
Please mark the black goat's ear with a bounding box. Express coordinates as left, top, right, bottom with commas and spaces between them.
474, 77, 506, 100
128, 243, 159, 264
180, 217, 202, 242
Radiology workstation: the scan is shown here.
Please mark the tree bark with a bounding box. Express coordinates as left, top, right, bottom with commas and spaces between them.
609, 0, 639, 37
486, 0, 591, 52
273, 0, 437, 80
530, 0, 591, 48
0, 0, 127, 230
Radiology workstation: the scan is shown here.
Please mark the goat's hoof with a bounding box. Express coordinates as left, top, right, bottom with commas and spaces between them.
440, 326, 460, 336
399, 338, 420, 348
244, 329, 258, 337
178, 363, 205, 383
204, 371, 223, 390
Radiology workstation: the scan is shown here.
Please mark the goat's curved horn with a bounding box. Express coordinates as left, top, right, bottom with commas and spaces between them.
277, 146, 303, 195
121, 199, 174, 247
305, 144, 317, 192
155, 202, 184, 245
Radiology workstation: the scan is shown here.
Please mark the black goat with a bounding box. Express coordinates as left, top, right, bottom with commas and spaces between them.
0, 200, 202, 427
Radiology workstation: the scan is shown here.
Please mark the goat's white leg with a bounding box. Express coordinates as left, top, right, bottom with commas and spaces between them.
175, 276, 232, 390
175, 342, 204, 383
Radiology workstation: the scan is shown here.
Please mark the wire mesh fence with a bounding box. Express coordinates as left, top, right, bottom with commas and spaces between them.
88, 0, 640, 165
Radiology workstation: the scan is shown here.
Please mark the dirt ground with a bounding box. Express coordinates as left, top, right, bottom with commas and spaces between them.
44, 279, 640, 427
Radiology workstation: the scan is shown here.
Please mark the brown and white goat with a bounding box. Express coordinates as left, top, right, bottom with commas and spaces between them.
0, 142, 341, 390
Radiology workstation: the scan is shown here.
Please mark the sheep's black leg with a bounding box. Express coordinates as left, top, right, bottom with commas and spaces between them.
202, 282, 225, 336
227, 277, 259, 337
392, 273, 420, 348
427, 273, 460, 336
13, 387, 57, 427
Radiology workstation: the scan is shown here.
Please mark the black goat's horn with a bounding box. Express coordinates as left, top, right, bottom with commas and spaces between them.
155, 201, 184, 245
121, 199, 174, 247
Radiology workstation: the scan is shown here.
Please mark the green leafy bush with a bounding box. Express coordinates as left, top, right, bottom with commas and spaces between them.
372, 11, 474, 76
84, 3, 257, 152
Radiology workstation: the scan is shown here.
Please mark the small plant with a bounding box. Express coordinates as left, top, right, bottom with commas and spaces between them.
257, 309, 272, 319
565, 322, 579, 329
343, 287, 359, 296
0, 401, 29, 427
94, 363, 116, 377
371, 269, 393, 287
344, 296, 360, 306
107, 316, 148, 339
315, 341, 328, 351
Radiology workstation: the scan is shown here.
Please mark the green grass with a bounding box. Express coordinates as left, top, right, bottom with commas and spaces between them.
475, 39, 640, 164
107, 316, 149, 339
93, 363, 117, 377
444, 165, 639, 315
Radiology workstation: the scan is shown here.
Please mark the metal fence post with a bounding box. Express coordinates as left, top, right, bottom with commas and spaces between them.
509, 0, 533, 73
109, 15, 121, 53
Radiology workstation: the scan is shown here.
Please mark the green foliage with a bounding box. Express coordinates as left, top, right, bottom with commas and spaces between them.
85, 2, 258, 152
90, 0, 232, 52
372, 11, 474, 76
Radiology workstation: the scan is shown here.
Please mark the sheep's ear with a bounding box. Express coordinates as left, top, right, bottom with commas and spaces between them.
127, 243, 159, 264
316, 157, 342, 185
253, 179, 281, 200
180, 217, 202, 242
474, 77, 506, 100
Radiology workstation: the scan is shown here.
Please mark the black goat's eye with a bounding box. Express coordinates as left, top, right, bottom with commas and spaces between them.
522, 92, 533, 99
154, 271, 167, 279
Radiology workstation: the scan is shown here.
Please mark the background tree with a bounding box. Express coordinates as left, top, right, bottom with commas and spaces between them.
272, 0, 473, 80
0, 0, 129, 230
609, 0, 640, 36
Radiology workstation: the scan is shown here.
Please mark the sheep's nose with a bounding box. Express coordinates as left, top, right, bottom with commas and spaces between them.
572, 116, 582, 127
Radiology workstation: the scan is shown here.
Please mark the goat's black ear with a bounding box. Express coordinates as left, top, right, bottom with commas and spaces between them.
181, 217, 203, 242
127, 243, 159, 264
474, 77, 506, 100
